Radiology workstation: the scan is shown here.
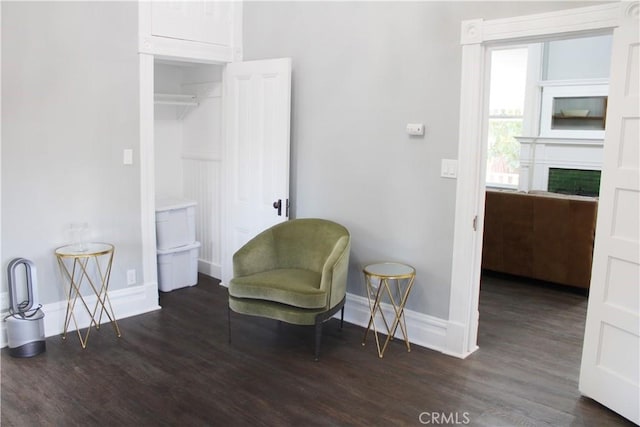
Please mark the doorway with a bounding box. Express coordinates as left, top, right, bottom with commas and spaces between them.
448, 2, 624, 358
478, 36, 612, 346
138, 54, 292, 291
456, 6, 639, 421
153, 59, 224, 284
138, 55, 225, 291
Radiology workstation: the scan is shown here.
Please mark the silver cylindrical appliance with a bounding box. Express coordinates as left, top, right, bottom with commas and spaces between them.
5, 258, 46, 357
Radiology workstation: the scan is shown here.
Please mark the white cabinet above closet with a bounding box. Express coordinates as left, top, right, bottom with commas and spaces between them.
139, 1, 242, 63
152, 2, 232, 45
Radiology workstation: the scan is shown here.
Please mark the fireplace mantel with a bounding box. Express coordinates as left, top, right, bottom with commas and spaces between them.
516, 136, 604, 192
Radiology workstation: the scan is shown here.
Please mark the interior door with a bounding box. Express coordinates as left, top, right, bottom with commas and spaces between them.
579, 5, 639, 424
221, 58, 292, 285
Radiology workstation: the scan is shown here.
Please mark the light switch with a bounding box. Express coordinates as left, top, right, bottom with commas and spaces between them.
123, 149, 133, 165
441, 159, 458, 179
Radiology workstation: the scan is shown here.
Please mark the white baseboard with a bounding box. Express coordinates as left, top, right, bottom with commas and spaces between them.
444, 320, 478, 359
1, 283, 466, 359
341, 293, 458, 357
198, 259, 221, 280
0, 282, 161, 348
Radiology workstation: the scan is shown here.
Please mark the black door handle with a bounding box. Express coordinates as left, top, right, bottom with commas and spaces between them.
273, 199, 282, 216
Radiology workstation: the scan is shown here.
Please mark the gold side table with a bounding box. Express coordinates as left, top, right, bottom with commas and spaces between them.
55, 242, 121, 348
362, 262, 416, 358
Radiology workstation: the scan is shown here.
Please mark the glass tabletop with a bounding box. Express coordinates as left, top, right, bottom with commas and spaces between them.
364, 262, 415, 278
55, 242, 114, 257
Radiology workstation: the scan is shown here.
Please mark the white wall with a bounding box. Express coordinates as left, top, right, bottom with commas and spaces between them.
2, 2, 142, 305
242, 1, 601, 319
155, 63, 186, 199
0, 0, 603, 330
181, 65, 223, 158
154, 62, 223, 199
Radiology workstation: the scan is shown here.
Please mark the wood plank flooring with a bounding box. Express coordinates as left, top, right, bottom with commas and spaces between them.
1, 273, 634, 426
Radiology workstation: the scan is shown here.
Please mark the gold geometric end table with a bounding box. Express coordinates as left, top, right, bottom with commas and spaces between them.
55, 242, 121, 348
362, 262, 416, 358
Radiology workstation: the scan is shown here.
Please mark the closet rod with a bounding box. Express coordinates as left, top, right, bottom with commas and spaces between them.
154, 93, 199, 107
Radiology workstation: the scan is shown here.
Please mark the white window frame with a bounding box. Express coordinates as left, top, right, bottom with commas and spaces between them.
484, 44, 542, 190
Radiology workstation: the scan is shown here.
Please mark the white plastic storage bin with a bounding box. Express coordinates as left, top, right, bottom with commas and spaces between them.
155, 198, 197, 250
157, 241, 201, 292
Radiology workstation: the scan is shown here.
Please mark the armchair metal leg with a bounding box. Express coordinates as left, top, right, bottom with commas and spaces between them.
313, 297, 346, 361
228, 304, 232, 344
314, 321, 323, 362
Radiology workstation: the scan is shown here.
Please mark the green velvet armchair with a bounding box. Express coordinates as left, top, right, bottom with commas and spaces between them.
228, 218, 351, 361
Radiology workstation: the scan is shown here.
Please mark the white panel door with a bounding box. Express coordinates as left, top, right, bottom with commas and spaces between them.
579, 3, 640, 424
221, 58, 292, 285
151, 1, 232, 46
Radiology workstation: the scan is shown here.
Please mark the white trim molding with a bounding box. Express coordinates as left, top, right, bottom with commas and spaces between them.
341, 293, 456, 357
478, 3, 620, 42
140, 53, 158, 291
1, 282, 161, 348
461, 19, 484, 45
450, 2, 627, 358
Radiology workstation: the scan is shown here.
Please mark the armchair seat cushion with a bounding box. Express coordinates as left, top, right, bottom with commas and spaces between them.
229, 268, 327, 309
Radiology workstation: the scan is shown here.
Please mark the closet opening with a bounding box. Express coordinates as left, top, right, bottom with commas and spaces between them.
153, 59, 224, 292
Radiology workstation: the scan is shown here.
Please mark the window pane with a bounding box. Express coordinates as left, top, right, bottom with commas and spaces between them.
487, 48, 528, 188
487, 118, 522, 187
489, 48, 528, 116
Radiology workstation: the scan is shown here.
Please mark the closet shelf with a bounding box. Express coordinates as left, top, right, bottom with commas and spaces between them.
154, 93, 199, 107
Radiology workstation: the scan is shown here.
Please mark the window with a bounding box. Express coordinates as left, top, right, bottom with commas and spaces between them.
486, 48, 528, 188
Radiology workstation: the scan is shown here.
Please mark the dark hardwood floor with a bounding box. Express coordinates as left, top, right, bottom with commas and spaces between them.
1, 273, 634, 426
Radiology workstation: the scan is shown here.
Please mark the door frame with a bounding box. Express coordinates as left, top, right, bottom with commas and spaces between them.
448, 2, 625, 357
140, 53, 157, 292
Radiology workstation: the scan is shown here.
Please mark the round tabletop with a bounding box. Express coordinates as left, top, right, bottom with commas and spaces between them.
363, 262, 415, 279
55, 242, 114, 258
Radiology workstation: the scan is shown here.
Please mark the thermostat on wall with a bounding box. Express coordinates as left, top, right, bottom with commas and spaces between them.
406, 123, 425, 136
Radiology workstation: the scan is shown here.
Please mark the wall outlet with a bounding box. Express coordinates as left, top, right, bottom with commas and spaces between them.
127, 269, 137, 286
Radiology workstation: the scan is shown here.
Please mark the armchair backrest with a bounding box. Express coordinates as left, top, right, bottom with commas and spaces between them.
271, 218, 350, 273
